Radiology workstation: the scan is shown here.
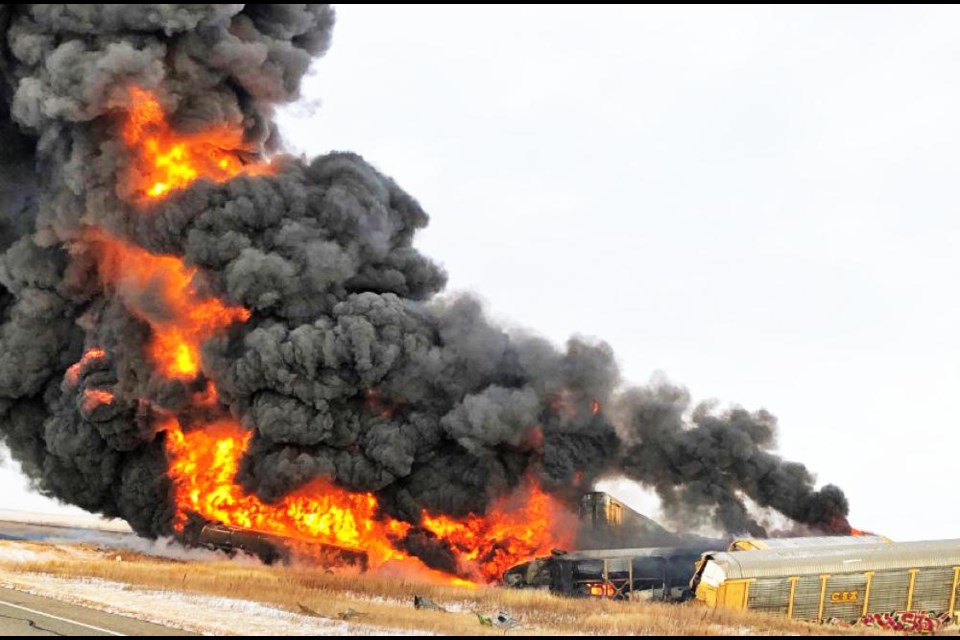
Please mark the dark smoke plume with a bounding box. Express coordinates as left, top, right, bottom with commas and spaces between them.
615, 383, 849, 535
0, 4, 849, 556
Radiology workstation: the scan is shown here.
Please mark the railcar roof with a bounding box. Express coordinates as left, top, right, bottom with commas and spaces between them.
730, 535, 889, 550
705, 539, 960, 580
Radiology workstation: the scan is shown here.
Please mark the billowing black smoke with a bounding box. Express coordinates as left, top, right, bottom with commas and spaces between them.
616, 383, 850, 536
0, 4, 849, 551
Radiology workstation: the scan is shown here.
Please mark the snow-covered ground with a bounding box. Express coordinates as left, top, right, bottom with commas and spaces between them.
0, 570, 426, 636
0, 538, 431, 635
0, 543, 46, 564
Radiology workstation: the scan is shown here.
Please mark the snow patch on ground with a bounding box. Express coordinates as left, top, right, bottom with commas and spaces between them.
0, 544, 43, 563
0, 540, 108, 565
712, 625, 765, 636
0, 571, 428, 636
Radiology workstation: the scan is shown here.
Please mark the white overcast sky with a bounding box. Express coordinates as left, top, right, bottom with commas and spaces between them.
3, 5, 958, 541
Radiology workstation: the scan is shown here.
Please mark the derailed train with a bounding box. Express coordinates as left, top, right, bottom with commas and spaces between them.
503, 492, 721, 600
502, 536, 891, 603
180, 520, 368, 570
503, 545, 713, 600
181, 491, 959, 626
506, 534, 960, 626
692, 538, 960, 623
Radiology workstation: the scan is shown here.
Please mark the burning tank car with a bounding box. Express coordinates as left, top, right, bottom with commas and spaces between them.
180, 517, 368, 570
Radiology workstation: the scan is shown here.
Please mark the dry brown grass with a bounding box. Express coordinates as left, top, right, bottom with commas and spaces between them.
0, 544, 894, 636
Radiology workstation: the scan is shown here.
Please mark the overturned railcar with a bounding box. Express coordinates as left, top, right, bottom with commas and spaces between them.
193, 523, 292, 565
505, 545, 715, 600
692, 538, 960, 623
184, 522, 368, 570
577, 492, 680, 548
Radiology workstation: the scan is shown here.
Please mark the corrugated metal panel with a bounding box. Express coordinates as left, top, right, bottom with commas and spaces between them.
912, 567, 955, 613
867, 571, 910, 613
956, 571, 960, 611
790, 575, 824, 621
955, 572, 960, 612
746, 577, 791, 614
823, 574, 868, 621
712, 539, 960, 580
730, 535, 889, 551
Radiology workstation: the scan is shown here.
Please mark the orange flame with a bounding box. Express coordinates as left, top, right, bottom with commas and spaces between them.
364, 388, 399, 419
86, 231, 250, 379
588, 582, 616, 598
98, 87, 574, 586
165, 417, 408, 566
80, 389, 114, 413
420, 477, 576, 581
122, 88, 273, 200
164, 416, 574, 582
65, 348, 107, 387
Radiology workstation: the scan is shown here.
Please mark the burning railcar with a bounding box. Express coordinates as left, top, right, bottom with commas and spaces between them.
0, 4, 856, 585
181, 519, 368, 570
576, 491, 721, 548
184, 521, 289, 565
577, 492, 680, 549
504, 491, 723, 598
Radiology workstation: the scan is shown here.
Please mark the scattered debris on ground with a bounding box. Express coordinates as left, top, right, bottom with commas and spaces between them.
297, 602, 324, 618
413, 595, 446, 612
338, 608, 367, 621
494, 612, 520, 630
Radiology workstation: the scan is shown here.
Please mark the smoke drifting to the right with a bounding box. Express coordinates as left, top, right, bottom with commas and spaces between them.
0, 5, 849, 582
615, 383, 849, 536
